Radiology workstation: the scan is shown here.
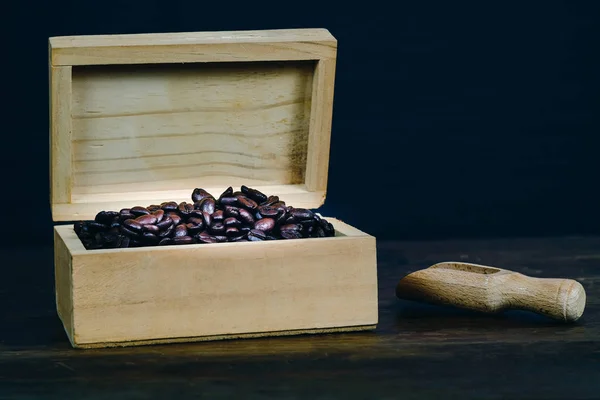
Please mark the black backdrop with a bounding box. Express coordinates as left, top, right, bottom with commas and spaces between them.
4, 1, 600, 248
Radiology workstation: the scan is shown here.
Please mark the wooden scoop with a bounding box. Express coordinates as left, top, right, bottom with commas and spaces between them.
395, 262, 586, 322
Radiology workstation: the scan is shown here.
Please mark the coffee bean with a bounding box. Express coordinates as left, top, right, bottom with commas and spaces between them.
212, 209, 224, 221
214, 235, 229, 243
178, 202, 194, 216
219, 196, 238, 206
224, 205, 240, 218
280, 223, 302, 233
158, 238, 174, 246
261, 195, 280, 206
168, 213, 182, 226
174, 224, 188, 238
186, 217, 204, 233
218, 186, 233, 201
231, 235, 249, 242
158, 224, 175, 238
147, 205, 161, 212
248, 229, 267, 241
119, 235, 131, 248
281, 230, 302, 239
120, 224, 141, 238
236, 195, 258, 210
153, 209, 165, 223
173, 236, 194, 245
143, 224, 160, 234
226, 226, 240, 237
135, 214, 157, 225
156, 216, 173, 230
291, 208, 314, 220
200, 197, 216, 215
95, 211, 119, 224
191, 188, 213, 203
119, 209, 135, 222
123, 219, 143, 232
241, 185, 268, 204
161, 201, 178, 212
196, 231, 217, 244
254, 218, 275, 232
210, 222, 226, 235
314, 227, 326, 237
257, 205, 279, 217
202, 211, 212, 227
142, 232, 160, 245
238, 208, 255, 225
131, 206, 150, 217
224, 217, 241, 227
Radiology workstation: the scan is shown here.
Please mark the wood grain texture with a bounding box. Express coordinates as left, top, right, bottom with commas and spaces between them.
54, 217, 377, 347
70, 62, 313, 191
53, 228, 74, 345
49, 29, 337, 66
396, 262, 586, 322
306, 59, 336, 193
50, 66, 72, 206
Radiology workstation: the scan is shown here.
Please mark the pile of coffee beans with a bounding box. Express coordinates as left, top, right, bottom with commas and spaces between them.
74, 185, 335, 250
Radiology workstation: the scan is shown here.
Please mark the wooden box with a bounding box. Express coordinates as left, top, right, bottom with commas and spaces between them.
49, 28, 378, 349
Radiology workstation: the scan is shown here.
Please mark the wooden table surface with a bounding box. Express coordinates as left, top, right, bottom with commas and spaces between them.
1, 237, 599, 399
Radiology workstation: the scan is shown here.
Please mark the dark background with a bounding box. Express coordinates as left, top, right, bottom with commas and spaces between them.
5, 1, 600, 248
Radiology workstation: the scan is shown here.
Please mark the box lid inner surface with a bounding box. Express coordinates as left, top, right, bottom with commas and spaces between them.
49, 29, 337, 222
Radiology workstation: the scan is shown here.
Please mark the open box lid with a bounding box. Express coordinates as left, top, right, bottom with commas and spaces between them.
49, 28, 337, 222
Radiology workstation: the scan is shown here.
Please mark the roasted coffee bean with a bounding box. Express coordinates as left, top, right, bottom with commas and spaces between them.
224, 205, 240, 218
254, 218, 275, 232
95, 211, 119, 224
240, 226, 252, 234
236, 195, 258, 210
266, 235, 279, 240
212, 210, 224, 221
156, 216, 173, 230
120, 224, 141, 238
147, 205, 161, 212
291, 208, 314, 220
280, 223, 302, 233
161, 201, 178, 212
119, 235, 131, 248
248, 229, 267, 241
123, 219, 143, 232
191, 188, 213, 203
314, 227, 326, 237
143, 224, 160, 234
158, 224, 175, 238
135, 214, 157, 225
74, 221, 84, 235
261, 195, 280, 206
87, 222, 109, 232
219, 196, 238, 206
218, 186, 233, 201
281, 230, 302, 239
110, 221, 121, 229
131, 206, 150, 216
119, 210, 136, 222
196, 231, 217, 244
214, 235, 228, 243
238, 208, 255, 225
174, 224, 188, 238
173, 236, 194, 245
202, 211, 212, 227
200, 197, 216, 215
210, 222, 226, 235
153, 209, 165, 223
257, 205, 279, 217
186, 223, 203, 235
226, 226, 240, 237
142, 232, 160, 245
224, 217, 241, 227
178, 202, 194, 216
231, 235, 249, 242
158, 238, 174, 246
168, 213, 182, 226
241, 185, 268, 204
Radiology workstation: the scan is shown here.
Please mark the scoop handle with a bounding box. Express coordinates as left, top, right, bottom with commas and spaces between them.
501, 274, 586, 322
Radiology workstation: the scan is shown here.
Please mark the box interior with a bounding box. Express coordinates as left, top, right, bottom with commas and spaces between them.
69, 60, 317, 207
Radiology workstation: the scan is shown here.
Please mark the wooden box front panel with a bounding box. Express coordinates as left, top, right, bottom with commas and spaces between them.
54, 220, 378, 348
